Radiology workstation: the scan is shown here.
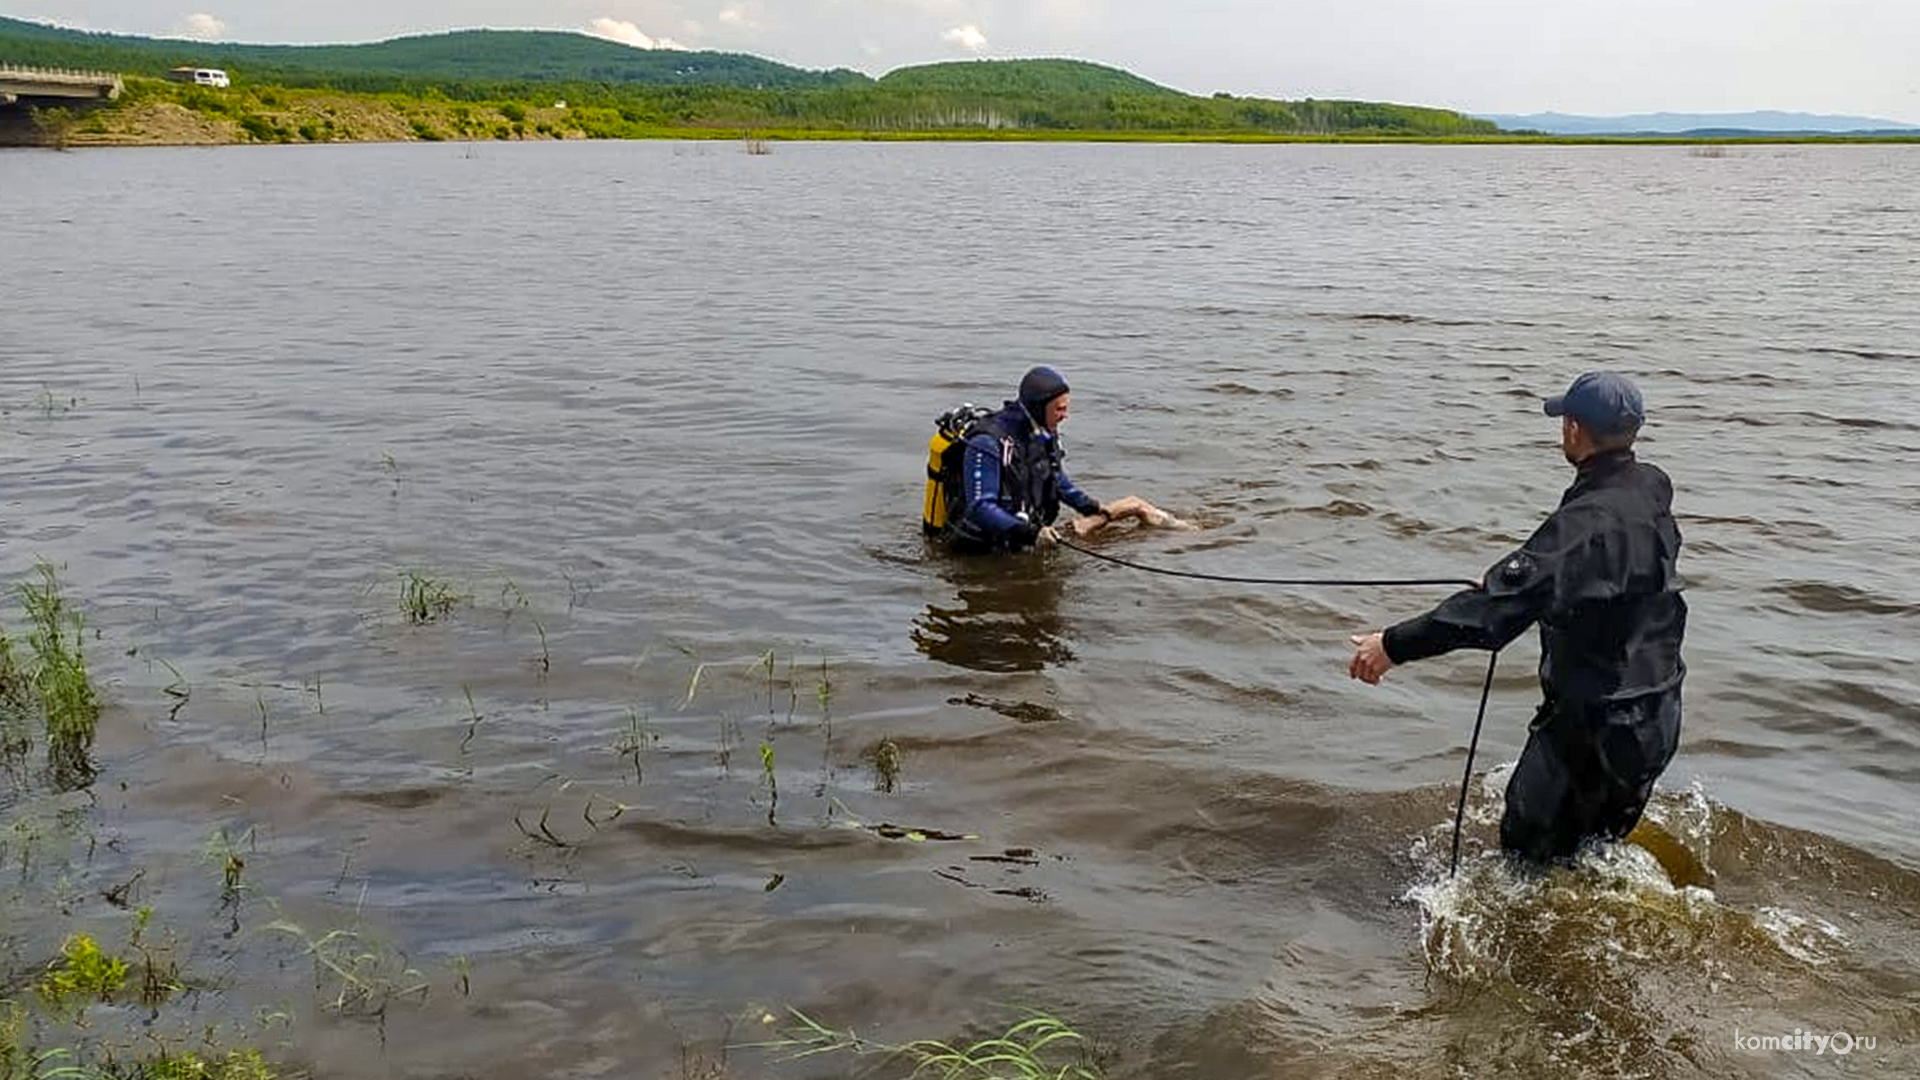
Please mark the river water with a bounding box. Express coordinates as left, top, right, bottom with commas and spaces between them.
3, 140, 1918, 1078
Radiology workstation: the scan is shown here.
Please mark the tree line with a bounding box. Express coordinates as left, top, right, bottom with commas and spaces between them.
1, 17, 1498, 137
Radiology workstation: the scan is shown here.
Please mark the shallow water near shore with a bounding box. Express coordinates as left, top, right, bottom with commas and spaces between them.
3, 140, 1919, 1078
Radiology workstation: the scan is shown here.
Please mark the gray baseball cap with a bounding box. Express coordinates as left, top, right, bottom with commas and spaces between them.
1543, 371, 1645, 435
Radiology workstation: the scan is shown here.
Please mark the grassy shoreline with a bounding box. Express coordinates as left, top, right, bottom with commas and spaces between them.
29, 78, 1920, 149
63, 124, 1920, 149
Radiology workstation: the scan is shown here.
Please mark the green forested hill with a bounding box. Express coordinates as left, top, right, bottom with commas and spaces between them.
878, 58, 1180, 96
0, 18, 867, 88
0, 15, 1500, 138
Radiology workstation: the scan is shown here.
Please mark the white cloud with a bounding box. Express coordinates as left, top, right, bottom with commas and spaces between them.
587, 17, 687, 50
179, 12, 227, 39
942, 23, 988, 53
718, 5, 759, 30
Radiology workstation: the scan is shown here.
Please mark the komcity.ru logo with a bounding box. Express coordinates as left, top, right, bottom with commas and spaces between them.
1734, 1029, 1876, 1055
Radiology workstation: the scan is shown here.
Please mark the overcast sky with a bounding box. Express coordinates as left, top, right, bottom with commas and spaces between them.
11, 0, 1919, 121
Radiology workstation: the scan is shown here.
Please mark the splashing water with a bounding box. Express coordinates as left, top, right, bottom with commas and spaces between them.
1751, 906, 1850, 967
1399, 773, 1878, 1077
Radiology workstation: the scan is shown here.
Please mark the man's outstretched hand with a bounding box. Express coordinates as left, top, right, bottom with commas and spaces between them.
1349, 631, 1394, 685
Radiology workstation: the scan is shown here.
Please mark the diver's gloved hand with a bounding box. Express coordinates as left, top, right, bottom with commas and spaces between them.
1036, 525, 1063, 547
1009, 512, 1039, 549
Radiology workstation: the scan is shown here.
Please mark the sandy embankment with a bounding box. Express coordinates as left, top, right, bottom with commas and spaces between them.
61, 92, 581, 147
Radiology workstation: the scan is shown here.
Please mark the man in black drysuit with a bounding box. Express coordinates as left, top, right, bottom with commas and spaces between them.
1348, 371, 1687, 863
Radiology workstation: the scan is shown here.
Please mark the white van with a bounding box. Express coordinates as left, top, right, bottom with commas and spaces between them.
167, 66, 230, 88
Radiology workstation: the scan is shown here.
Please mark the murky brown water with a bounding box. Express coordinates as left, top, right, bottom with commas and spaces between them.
3, 141, 1919, 1078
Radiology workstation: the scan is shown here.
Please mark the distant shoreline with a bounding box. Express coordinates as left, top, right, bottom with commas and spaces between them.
15, 79, 1920, 149
44, 122, 1920, 150
46, 129, 1920, 149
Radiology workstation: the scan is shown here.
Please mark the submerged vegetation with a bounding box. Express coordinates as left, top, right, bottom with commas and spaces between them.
0, 565, 289, 1077
0, 562, 101, 788
3, 917, 278, 1078
34, 934, 131, 1015
868, 738, 904, 793
261, 917, 431, 1018
753, 1008, 1105, 1080
0, 549, 1096, 1077
0, 626, 32, 770
398, 570, 462, 625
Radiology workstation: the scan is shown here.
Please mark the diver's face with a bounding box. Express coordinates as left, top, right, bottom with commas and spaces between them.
1044, 393, 1071, 431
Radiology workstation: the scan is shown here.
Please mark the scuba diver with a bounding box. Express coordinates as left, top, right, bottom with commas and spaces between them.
922, 366, 1187, 554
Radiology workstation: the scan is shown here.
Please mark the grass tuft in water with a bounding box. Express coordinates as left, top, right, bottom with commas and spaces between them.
682, 662, 709, 710
158, 657, 192, 720
759, 741, 778, 826
399, 571, 462, 624
378, 451, 401, 497
530, 617, 551, 676
750, 650, 777, 716
16, 562, 101, 786
614, 708, 651, 785
752, 1008, 1104, 1079
499, 578, 530, 616
204, 827, 253, 904
0, 622, 34, 771
459, 685, 484, 754
143, 1048, 279, 1080
868, 739, 904, 794
35, 932, 130, 1016
263, 915, 430, 1018
0, 999, 26, 1076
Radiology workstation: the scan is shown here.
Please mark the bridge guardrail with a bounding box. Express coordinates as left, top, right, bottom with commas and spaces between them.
0, 65, 123, 81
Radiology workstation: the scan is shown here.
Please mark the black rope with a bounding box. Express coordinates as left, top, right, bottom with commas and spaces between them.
1054, 532, 1497, 877
1452, 651, 1499, 875
1053, 535, 1479, 590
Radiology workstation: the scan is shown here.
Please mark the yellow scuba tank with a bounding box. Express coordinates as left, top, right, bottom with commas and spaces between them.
922, 404, 992, 538
923, 429, 957, 535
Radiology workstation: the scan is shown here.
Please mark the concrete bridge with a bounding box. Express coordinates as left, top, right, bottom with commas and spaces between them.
0, 65, 124, 106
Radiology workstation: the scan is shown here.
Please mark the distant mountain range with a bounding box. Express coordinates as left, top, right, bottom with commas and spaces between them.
1478, 110, 1920, 135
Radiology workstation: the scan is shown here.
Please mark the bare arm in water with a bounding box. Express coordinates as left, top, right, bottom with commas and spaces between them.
1065, 495, 1190, 537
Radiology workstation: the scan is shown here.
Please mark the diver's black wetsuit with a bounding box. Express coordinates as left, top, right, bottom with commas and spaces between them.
949, 400, 1100, 554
